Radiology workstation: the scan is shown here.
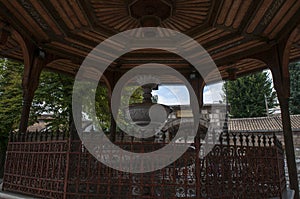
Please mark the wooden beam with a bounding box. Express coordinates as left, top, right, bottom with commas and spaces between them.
259, 43, 300, 198
0, 28, 9, 45
19, 52, 46, 133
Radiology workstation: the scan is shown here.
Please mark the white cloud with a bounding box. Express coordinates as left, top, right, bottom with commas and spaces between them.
153, 85, 189, 105
203, 82, 224, 104
152, 82, 224, 105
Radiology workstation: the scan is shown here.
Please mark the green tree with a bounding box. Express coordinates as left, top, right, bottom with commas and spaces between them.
224, 71, 277, 118
0, 59, 23, 134
0, 58, 23, 176
289, 62, 300, 114
31, 71, 74, 132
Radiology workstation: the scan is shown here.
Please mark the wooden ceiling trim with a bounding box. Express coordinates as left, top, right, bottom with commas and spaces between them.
217, 0, 233, 25
93, 6, 126, 12
114, 18, 135, 31
94, 13, 129, 25
46, 65, 76, 75
212, 40, 265, 60
164, 19, 186, 32
224, 0, 242, 27
64, 37, 94, 51
58, 1, 83, 29
14, 0, 51, 39
199, 30, 231, 45
165, 17, 191, 30
290, 47, 300, 59
269, 1, 300, 39
52, 60, 79, 69
77, 31, 106, 43
246, 0, 273, 34
161, 21, 179, 31
263, 0, 296, 36
176, 9, 208, 17
76, 0, 98, 29
0, 46, 21, 60
68, 0, 89, 27
80, 30, 126, 49
192, 28, 218, 41
49, 0, 76, 30
1, 0, 46, 41
170, 13, 200, 27
294, 31, 300, 43
120, 55, 184, 62
120, 63, 190, 69
105, 16, 130, 29
196, 29, 229, 44
206, 36, 244, 52
232, 0, 252, 29
91, 1, 134, 31
171, 12, 207, 24
29, 0, 62, 35
50, 41, 88, 58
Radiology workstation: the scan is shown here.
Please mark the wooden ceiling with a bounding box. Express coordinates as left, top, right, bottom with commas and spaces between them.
0, 0, 299, 82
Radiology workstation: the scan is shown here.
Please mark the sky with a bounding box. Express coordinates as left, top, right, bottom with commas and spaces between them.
152, 81, 224, 105
152, 69, 274, 106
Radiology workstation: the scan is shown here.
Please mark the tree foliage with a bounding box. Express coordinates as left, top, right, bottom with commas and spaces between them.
289, 62, 300, 114
0, 59, 23, 137
0, 59, 112, 134
224, 71, 277, 118
31, 71, 74, 132
0, 59, 23, 176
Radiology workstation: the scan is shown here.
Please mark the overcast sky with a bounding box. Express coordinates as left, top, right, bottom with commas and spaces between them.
152, 81, 224, 105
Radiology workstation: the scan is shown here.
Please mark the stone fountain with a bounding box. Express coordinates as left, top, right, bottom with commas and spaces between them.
124, 83, 172, 141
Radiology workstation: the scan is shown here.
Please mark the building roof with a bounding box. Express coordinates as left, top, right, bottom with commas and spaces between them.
229, 114, 300, 133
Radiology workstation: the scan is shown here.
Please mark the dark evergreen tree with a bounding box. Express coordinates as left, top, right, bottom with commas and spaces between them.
289, 62, 300, 114
224, 71, 277, 118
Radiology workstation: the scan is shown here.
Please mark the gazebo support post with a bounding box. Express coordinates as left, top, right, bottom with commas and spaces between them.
19, 50, 46, 133
268, 45, 299, 198
278, 96, 299, 198
105, 71, 121, 142
188, 74, 205, 198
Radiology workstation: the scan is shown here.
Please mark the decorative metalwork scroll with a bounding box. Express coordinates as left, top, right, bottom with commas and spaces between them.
3, 131, 286, 198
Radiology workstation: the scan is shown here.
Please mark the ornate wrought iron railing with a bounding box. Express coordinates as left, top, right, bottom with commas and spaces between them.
2, 131, 286, 198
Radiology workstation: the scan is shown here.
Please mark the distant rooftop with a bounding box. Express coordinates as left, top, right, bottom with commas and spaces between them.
229, 115, 300, 133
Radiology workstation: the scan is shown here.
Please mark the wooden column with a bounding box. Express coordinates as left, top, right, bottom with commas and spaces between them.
188, 73, 205, 198
274, 84, 299, 198
104, 71, 122, 142
267, 45, 299, 198
19, 51, 46, 133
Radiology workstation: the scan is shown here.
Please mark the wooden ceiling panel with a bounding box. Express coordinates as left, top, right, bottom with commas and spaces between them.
232, 0, 253, 29
49, 0, 82, 30
211, 40, 266, 60
91, 0, 138, 31
217, 0, 233, 25
46, 59, 79, 75
262, 0, 297, 37
0, 0, 299, 81
224, 0, 242, 27
290, 46, 300, 61
29, 0, 63, 35
0, 0, 49, 41
0, 38, 22, 61
268, 0, 300, 39
246, 0, 273, 34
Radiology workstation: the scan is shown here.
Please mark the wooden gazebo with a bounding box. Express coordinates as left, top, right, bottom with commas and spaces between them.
0, 1, 300, 198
